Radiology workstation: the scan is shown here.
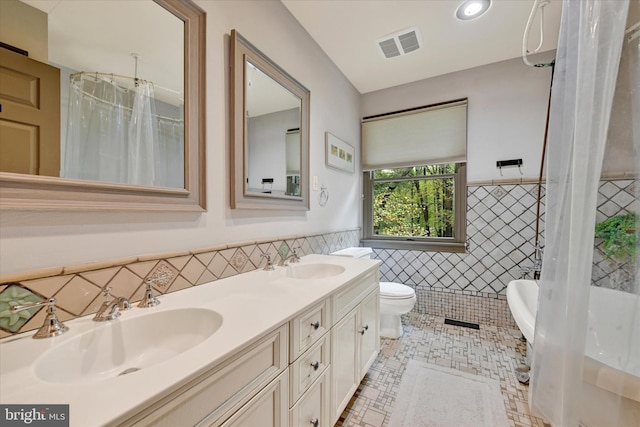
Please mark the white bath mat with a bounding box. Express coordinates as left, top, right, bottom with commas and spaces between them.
389, 360, 510, 427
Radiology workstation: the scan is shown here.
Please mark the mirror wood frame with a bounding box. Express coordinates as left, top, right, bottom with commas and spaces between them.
0, 0, 206, 212
230, 29, 310, 211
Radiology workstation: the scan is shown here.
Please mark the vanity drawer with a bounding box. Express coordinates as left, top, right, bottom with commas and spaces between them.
122, 324, 288, 427
289, 369, 331, 427
332, 270, 377, 323
290, 299, 330, 361
217, 369, 289, 427
290, 333, 330, 405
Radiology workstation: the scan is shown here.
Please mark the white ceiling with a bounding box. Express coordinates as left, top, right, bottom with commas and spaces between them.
22, 0, 183, 98
281, 0, 562, 94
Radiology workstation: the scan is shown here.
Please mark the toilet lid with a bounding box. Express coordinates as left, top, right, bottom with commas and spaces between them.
380, 282, 415, 299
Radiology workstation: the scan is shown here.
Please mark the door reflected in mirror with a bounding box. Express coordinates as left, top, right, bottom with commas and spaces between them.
246, 60, 301, 197
1, 0, 184, 189
0, 0, 206, 211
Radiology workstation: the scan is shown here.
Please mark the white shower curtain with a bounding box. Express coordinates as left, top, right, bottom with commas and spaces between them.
529, 1, 636, 426
61, 74, 182, 187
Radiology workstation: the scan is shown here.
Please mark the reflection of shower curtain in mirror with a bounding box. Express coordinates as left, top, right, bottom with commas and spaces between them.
61, 74, 183, 188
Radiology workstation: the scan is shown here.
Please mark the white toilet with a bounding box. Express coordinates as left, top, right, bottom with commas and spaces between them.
331, 247, 416, 339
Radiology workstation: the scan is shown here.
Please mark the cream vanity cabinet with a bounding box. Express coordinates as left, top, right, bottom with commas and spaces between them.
117, 265, 379, 427
120, 325, 289, 427
330, 270, 380, 424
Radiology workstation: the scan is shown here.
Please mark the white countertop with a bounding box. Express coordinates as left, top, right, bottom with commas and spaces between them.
0, 254, 379, 426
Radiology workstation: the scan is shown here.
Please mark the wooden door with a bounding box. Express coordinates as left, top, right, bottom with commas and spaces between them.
0, 48, 60, 176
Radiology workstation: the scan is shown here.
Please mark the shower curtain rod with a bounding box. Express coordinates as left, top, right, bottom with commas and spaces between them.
70, 71, 183, 98
72, 88, 184, 124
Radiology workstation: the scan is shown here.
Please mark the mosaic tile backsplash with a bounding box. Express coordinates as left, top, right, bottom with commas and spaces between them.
0, 230, 360, 338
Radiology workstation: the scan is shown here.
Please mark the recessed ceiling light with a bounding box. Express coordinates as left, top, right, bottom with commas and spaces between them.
456, 0, 491, 20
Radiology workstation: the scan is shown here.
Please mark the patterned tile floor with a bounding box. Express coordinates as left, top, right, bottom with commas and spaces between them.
336, 312, 549, 427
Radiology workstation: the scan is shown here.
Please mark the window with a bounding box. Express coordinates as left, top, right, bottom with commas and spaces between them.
363, 163, 466, 251
361, 100, 467, 252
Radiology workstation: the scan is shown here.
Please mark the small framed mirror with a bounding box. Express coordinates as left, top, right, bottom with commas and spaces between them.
230, 29, 310, 210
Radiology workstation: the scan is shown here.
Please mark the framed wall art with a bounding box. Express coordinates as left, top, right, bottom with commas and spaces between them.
325, 132, 355, 173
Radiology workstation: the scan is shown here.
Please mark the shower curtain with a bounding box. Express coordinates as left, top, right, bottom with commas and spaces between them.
61, 74, 184, 188
529, 1, 638, 426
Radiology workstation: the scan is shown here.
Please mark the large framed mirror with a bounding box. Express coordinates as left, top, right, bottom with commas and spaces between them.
0, 0, 206, 211
230, 29, 310, 211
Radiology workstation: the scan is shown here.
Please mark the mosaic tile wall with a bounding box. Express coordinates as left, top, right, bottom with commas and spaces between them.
0, 229, 360, 338
371, 178, 637, 328
374, 183, 545, 329
592, 179, 639, 293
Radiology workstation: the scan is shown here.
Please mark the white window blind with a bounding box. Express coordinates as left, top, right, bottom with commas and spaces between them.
362, 99, 467, 171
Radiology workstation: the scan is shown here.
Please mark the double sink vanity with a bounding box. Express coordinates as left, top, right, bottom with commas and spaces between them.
0, 255, 380, 427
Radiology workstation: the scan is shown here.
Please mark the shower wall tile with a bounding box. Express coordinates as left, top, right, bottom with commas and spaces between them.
374, 183, 544, 328
0, 229, 361, 337
373, 178, 635, 327
376, 184, 545, 295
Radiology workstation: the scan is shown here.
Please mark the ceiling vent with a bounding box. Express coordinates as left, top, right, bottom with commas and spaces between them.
377, 28, 422, 59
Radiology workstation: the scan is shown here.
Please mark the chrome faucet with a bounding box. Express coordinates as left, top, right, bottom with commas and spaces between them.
518, 243, 544, 280
532, 243, 544, 279
93, 287, 131, 321
11, 298, 68, 339
138, 275, 164, 308
533, 243, 544, 270
261, 252, 275, 271
278, 246, 301, 267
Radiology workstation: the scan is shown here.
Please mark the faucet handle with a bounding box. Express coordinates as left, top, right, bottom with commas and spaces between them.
290, 246, 301, 263
101, 286, 113, 302
11, 298, 69, 339
138, 277, 162, 308
261, 252, 275, 271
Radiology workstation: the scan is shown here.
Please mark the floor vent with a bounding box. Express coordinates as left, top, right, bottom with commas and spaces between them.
444, 318, 480, 330
377, 27, 422, 59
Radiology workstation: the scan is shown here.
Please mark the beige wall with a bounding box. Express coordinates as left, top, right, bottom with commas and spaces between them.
0, 0, 47, 61
0, 0, 362, 275
362, 52, 556, 183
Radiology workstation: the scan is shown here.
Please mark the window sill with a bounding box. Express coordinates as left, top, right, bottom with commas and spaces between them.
361, 239, 467, 253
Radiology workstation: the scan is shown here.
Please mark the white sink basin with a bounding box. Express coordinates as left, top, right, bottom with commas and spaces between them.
280, 263, 345, 279
34, 308, 223, 384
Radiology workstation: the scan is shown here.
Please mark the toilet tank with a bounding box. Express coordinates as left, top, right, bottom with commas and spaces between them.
331, 247, 373, 259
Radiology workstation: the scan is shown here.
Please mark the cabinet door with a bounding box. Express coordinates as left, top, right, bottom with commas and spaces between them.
289, 370, 330, 427
218, 370, 289, 427
358, 289, 380, 379
330, 307, 359, 424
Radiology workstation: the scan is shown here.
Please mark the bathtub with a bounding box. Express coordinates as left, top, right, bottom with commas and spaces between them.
507, 280, 640, 426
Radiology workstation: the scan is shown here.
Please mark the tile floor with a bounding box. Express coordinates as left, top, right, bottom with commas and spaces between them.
336, 312, 549, 427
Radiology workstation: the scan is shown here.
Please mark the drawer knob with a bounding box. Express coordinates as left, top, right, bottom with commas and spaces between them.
311, 361, 320, 371
310, 418, 319, 427
310, 321, 320, 330
359, 324, 369, 335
